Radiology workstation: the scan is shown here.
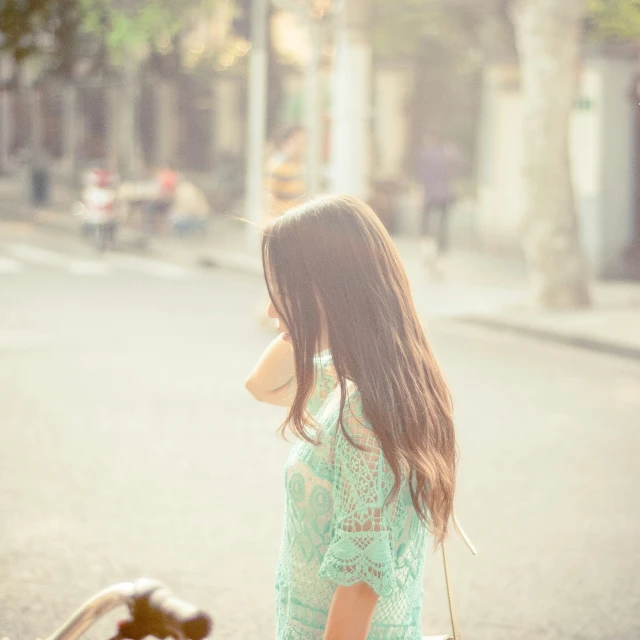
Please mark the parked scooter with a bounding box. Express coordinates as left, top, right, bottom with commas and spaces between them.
76, 169, 120, 251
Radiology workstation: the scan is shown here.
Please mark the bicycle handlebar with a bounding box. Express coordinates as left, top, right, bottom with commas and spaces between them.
122, 578, 212, 640
45, 578, 213, 640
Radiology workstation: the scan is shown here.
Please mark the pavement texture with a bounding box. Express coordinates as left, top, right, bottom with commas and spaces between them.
1, 224, 640, 640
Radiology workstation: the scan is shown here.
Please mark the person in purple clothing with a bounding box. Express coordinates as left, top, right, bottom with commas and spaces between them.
416, 132, 460, 270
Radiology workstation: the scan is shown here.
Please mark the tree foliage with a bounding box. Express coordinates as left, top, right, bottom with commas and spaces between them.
0, 0, 218, 69
0, 0, 50, 61
0, 0, 79, 63
0, 0, 84, 85
372, 0, 515, 61
79, 0, 219, 64
80, 0, 183, 59
372, 0, 440, 59
588, 0, 640, 39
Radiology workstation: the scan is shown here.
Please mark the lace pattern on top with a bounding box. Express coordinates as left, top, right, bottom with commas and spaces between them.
275, 351, 428, 640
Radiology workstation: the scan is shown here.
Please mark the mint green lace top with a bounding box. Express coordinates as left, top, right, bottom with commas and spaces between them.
275, 351, 428, 640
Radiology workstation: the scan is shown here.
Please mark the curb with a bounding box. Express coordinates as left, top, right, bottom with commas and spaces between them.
456, 315, 640, 362
198, 249, 262, 275
195, 246, 640, 363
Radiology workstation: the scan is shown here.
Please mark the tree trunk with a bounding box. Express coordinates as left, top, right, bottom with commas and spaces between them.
29, 86, 43, 164
155, 80, 178, 166
512, 0, 590, 308
0, 90, 13, 172
62, 83, 78, 184
120, 58, 145, 180
213, 75, 242, 157
106, 83, 120, 172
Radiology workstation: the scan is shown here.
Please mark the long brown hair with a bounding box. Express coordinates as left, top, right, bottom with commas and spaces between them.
262, 195, 456, 544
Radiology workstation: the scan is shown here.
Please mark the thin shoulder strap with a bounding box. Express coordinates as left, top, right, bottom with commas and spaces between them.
453, 515, 477, 555
441, 543, 460, 640
441, 516, 477, 640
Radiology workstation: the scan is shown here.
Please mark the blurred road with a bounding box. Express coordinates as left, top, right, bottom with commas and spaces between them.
1, 225, 639, 640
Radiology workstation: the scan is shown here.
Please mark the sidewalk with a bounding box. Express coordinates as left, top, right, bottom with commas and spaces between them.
0, 171, 77, 220
4, 185, 640, 361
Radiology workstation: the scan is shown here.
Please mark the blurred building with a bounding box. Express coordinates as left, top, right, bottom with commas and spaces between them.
476, 43, 639, 279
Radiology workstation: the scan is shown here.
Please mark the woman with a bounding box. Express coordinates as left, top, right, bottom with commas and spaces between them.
245, 195, 457, 640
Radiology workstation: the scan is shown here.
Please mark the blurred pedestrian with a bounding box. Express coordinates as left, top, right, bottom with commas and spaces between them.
169, 179, 211, 237
258, 126, 308, 329
245, 194, 457, 640
142, 164, 179, 240
263, 125, 308, 224
416, 132, 460, 272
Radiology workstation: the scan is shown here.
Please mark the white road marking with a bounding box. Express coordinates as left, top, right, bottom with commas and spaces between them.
4, 243, 110, 276
108, 254, 193, 280
5, 243, 69, 267
2, 242, 193, 279
68, 259, 110, 276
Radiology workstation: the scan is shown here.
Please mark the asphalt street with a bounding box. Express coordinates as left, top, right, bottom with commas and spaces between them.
1, 223, 639, 640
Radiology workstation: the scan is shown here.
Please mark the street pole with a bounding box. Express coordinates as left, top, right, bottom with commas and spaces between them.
329, 0, 371, 200
244, 0, 268, 240
305, 15, 322, 196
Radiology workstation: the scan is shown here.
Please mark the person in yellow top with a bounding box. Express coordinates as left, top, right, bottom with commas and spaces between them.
259, 126, 308, 328
264, 125, 308, 223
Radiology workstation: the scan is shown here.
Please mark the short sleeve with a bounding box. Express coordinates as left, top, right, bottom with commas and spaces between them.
317, 398, 398, 598
305, 350, 338, 415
